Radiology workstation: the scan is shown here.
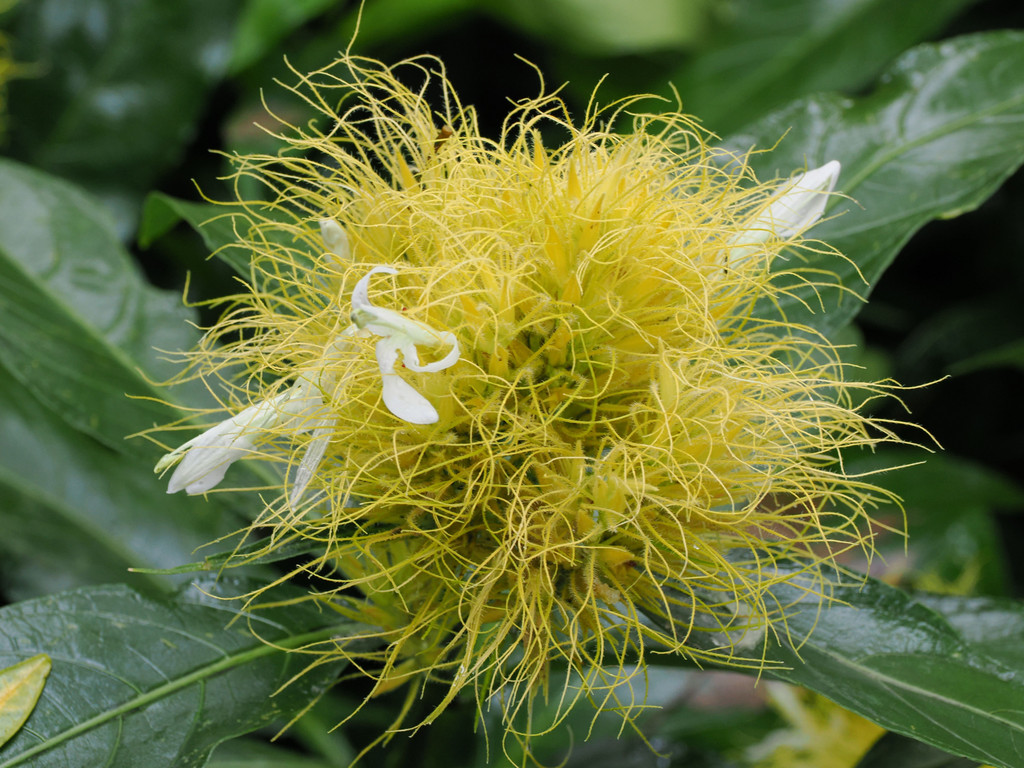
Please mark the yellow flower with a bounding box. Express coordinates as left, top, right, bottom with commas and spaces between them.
153, 54, 905, 743
746, 683, 885, 768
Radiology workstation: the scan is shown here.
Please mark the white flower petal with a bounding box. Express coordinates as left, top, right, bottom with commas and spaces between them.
348, 266, 458, 424
402, 331, 460, 373
163, 404, 269, 495
158, 381, 325, 496
173, 438, 252, 495
763, 160, 841, 239
380, 375, 439, 425
319, 219, 351, 260
728, 160, 840, 268
351, 265, 397, 315
289, 418, 335, 509
375, 338, 439, 424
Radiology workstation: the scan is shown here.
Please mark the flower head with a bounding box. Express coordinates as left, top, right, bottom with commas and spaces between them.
153, 54, 905, 746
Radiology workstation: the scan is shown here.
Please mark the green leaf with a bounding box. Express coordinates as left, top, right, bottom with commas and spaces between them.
230, 0, 337, 74
334, 0, 474, 51
672, 0, 977, 135
0, 583, 353, 768
0, 161, 277, 600
849, 448, 1024, 513
0, 372, 238, 600
949, 337, 1024, 375
489, 0, 716, 55
139, 191, 312, 279
892, 300, 1024, 378
129, 538, 327, 576
0, 159, 208, 451
916, 593, 1024, 672
6, 0, 244, 235
724, 31, 1024, 336
0, 655, 51, 749
0, 253, 182, 452
761, 574, 1024, 768
139, 192, 254, 277
207, 738, 337, 768
284, 699, 358, 768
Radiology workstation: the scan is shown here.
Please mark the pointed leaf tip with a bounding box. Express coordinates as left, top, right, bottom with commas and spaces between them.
0, 654, 52, 748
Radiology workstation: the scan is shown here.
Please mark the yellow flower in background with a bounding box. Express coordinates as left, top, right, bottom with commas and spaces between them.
746, 683, 885, 768
153, 54, 907, 743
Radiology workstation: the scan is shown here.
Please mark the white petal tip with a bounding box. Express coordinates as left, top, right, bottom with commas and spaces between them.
768, 160, 843, 238
381, 375, 439, 425
352, 265, 399, 311
800, 160, 841, 192
165, 470, 189, 495
319, 218, 351, 260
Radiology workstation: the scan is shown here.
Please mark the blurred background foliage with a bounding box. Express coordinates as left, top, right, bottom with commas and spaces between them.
1, 1, 1023, 766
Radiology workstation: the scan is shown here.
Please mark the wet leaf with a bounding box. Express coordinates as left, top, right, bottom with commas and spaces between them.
5, 0, 244, 235
0, 655, 51, 748
760, 574, 1024, 768
673, 0, 976, 134
727, 32, 1024, 336
0, 583, 355, 768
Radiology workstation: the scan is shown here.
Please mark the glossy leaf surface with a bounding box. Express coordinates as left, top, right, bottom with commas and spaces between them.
0, 373, 237, 601
0, 584, 350, 768
761, 575, 1024, 768
726, 32, 1024, 336
672, 0, 976, 134
140, 192, 254, 277
5, 0, 243, 234
0, 161, 246, 599
0, 159, 204, 451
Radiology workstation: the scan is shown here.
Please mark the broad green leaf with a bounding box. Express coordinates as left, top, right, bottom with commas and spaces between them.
671, 0, 977, 135
917, 594, 1024, 672
139, 192, 254, 277
0, 160, 257, 598
760, 574, 1024, 768
0, 372, 238, 601
950, 337, 1024, 376
724, 32, 1024, 336
139, 191, 314, 279
0, 655, 50, 749
848, 448, 1024, 513
894, 300, 1023, 377
0, 252, 182, 452
207, 738, 337, 768
0, 161, 198, 382
0, 583, 353, 768
130, 538, 326, 576
285, 700, 358, 768
333, 0, 474, 51
5, 0, 244, 236
0, 158, 208, 451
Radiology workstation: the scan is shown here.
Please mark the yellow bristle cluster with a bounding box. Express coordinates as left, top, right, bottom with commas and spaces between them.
155, 54, 906, 743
